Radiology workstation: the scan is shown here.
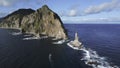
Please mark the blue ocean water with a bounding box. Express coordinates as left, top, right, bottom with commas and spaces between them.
65, 24, 120, 67
0, 24, 120, 68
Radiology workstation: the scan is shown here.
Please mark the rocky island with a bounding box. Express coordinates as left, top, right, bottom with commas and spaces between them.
70, 32, 82, 47
68, 32, 82, 49
0, 5, 67, 39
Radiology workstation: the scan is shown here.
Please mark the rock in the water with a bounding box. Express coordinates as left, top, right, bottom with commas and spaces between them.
0, 5, 68, 39
70, 32, 82, 48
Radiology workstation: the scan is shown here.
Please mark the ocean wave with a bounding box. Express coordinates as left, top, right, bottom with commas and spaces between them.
49, 53, 52, 63
23, 34, 32, 37
23, 36, 48, 40
52, 40, 69, 44
49, 53, 54, 68
67, 42, 119, 68
23, 36, 39, 40
11, 32, 22, 36
67, 43, 82, 50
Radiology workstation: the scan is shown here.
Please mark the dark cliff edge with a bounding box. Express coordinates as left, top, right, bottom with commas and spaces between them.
0, 5, 68, 39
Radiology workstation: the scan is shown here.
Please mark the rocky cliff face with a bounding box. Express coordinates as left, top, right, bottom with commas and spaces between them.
0, 5, 67, 39
0, 9, 35, 28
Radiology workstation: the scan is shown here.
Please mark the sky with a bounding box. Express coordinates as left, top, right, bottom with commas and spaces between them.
0, 0, 120, 24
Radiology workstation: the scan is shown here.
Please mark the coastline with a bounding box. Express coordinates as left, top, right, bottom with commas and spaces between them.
0, 27, 21, 30
0, 27, 65, 40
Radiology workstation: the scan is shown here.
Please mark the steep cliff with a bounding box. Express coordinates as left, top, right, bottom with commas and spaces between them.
0, 5, 67, 39
0, 9, 35, 28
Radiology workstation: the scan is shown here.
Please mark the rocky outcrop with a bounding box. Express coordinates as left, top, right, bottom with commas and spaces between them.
0, 9, 35, 28
69, 32, 82, 48
0, 5, 67, 39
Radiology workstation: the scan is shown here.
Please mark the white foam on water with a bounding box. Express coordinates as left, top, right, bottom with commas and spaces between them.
52, 40, 66, 44
23, 36, 39, 40
11, 32, 22, 36
82, 48, 91, 59
67, 42, 119, 68
67, 43, 81, 50
49, 53, 54, 68
67, 42, 84, 50
23, 36, 48, 40
23, 34, 32, 37
82, 49, 119, 68
49, 53, 52, 63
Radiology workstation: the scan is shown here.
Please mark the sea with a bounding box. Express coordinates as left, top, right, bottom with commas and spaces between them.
0, 24, 120, 68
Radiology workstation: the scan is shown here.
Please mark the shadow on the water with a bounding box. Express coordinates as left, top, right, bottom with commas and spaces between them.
0, 29, 92, 68
0, 29, 51, 68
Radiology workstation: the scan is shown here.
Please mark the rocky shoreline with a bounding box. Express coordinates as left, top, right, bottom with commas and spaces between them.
0, 5, 68, 40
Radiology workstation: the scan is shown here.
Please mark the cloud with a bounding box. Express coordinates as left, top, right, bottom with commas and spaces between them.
83, 0, 120, 15
82, 17, 120, 22
68, 9, 78, 16
61, 17, 120, 23
61, 0, 120, 17
59, 9, 77, 17
67, 4, 81, 17
0, 0, 49, 7
0, 0, 16, 6
0, 0, 35, 7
